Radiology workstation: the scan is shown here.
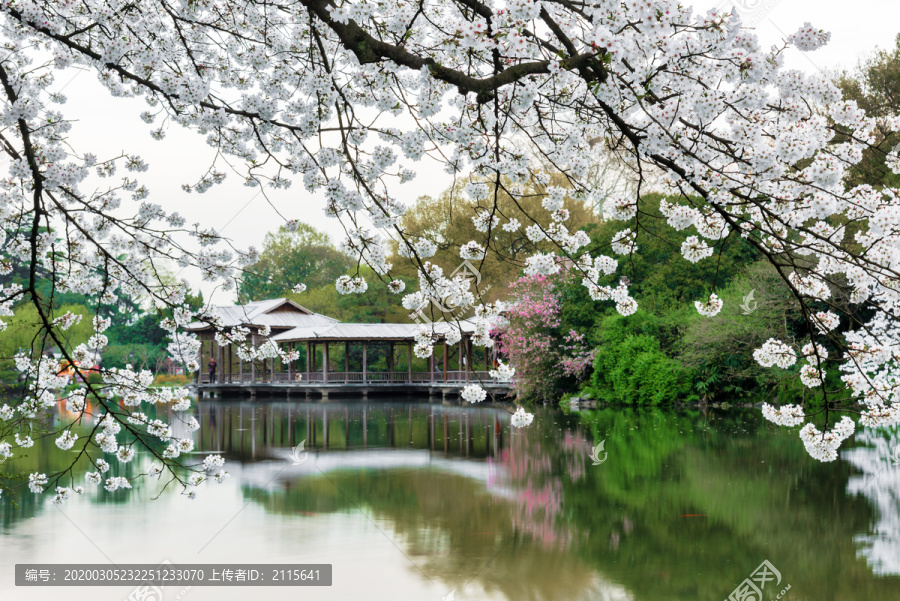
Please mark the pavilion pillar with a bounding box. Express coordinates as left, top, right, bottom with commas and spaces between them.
287, 342, 292, 382
407, 342, 412, 383
216, 340, 222, 383
228, 344, 233, 383
323, 342, 329, 383
429, 351, 434, 382
201, 339, 208, 383
388, 342, 394, 377
345, 341, 349, 383
239, 356, 243, 383
196, 340, 202, 384
362, 342, 367, 383
306, 341, 311, 381
442, 341, 448, 382
251, 336, 256, 382
464, 337, 469, 383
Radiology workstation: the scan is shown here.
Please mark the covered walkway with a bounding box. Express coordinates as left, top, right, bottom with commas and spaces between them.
186, 298, 510, 397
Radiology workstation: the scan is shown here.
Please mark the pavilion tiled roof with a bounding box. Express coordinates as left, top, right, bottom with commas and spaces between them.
185, 297, 480, 341
270, 319, 480, 342
184, 298, 338, 330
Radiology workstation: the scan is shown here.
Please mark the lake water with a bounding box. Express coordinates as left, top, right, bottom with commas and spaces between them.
1, 398, 899, 601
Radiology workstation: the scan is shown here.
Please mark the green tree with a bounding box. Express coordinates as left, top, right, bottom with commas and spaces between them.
238, 223, 353, 302
678, 260, 808, 399
0, 303, 95, 382
106, 313, 167, 347
560, 194, 773, 404
102, 312, 171, 373
291, 266, 415, 323
392, 174, 597, 300
574, 193, 761, 316
0, 303, 94, 357
835, 33, 900, 189
101, 343, 169, 372
584, 311, 695, 405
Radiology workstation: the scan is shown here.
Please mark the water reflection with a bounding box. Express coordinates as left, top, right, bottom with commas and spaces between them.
843, 427, 900, 576
196, 402, 507, 460
1, 400, 899, 601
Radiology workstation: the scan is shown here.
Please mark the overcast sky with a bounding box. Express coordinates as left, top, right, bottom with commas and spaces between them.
55, 0, 900, 304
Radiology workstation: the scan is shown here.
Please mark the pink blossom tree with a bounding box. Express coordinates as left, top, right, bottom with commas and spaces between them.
498, 274, 596, 401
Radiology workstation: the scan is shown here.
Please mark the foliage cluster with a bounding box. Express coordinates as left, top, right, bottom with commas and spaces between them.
391, 174, 596, 302
503, 193, 819, 404
0, 291, 203, 383
238, 224, 415, 322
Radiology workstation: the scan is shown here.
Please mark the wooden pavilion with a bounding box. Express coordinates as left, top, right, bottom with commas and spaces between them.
185, 298, 501, 389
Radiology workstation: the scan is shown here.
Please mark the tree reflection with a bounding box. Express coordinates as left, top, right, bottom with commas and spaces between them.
844, 427, 900, 576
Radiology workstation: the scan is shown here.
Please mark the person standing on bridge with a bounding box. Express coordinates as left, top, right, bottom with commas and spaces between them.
208, 358, 217, 383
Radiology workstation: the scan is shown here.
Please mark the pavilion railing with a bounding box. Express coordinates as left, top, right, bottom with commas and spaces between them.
197, 370, 497, 385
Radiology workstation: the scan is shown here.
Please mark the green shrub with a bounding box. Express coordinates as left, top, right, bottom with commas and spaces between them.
152, 374, 189, 386
582, 312, 695, 405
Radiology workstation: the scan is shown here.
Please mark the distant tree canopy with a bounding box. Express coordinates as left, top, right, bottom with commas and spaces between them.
106, 313, 167, 346
391, 174, 597, 300
237, 223, 414, 322
835, 33, 900, 189
0, 263, 203, 381
238, 223, 353, 303
0, 303, 94, 358
289, 265, 415, 323
571, 192, 762, 316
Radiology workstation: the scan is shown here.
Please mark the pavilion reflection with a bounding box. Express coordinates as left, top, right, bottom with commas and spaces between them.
195, 399, 508, 463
